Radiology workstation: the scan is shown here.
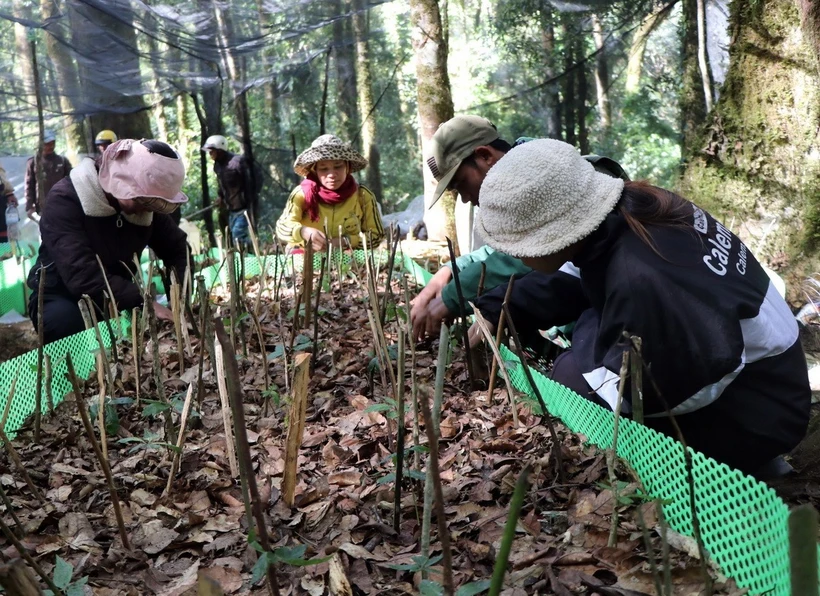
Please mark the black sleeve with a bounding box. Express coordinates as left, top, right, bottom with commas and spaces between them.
148, 214, 189, 287
476, 267, 589, 346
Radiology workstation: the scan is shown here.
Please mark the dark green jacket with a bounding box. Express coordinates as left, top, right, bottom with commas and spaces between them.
440, 152, 628, 314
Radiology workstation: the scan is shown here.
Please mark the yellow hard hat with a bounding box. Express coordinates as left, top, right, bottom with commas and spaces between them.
95, 130, 118, 145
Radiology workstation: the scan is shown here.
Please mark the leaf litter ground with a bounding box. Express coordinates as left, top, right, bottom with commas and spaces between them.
0, 255, 744, 595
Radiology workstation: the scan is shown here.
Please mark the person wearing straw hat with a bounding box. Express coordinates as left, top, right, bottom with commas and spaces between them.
474, 138, 810, 477
276, 134, 384, 251
26, 139, 189, 343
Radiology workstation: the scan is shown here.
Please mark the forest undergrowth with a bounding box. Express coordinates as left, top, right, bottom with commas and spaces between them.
0, 241, 743, 595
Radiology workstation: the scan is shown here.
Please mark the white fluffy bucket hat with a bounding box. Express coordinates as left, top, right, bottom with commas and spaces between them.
476, 139, 624, 257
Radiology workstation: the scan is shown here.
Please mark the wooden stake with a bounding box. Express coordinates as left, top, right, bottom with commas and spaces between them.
214, 318, 281, 596
0, 557, 55, 595
282, 353, 310, 508
488, 465, 531, 596
310, 254, 326, 374
629, 335, 644, 425
0, 428, 45, 504
66, 354, 130, 550
96, 254, 119, 323
213, 338, 239, 478
164, 384, 195, 497
0, 483, 24, 538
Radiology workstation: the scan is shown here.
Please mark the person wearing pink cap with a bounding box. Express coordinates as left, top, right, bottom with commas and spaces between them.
26, 139, 190, 343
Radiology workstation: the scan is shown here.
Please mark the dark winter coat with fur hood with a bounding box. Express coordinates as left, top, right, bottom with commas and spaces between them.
27, 157, 188, 313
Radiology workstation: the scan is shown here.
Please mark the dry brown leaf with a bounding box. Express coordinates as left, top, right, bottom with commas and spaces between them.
133, 519, 180, 554
200, 564, 243, 594
328, 553, 353, 596
328, 470, 362, 487
157, 559, 200, 596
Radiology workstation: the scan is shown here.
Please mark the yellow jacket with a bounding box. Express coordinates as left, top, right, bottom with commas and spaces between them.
276, 185, 384, 248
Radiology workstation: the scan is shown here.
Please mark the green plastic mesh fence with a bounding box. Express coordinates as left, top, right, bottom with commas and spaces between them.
499, 344, 814, 596
0, 247, 812, 594
0, 319, 117, 440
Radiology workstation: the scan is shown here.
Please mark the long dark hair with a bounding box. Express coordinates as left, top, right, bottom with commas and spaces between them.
618, 181, 694, 252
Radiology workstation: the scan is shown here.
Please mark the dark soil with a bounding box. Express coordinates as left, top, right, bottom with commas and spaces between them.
0, 320, 37, 363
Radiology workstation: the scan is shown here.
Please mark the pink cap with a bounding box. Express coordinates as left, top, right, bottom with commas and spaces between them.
98, 139, 188, 210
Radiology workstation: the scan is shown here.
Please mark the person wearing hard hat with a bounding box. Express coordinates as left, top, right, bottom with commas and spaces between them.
95, 130, 118, 154
201, 134, 253, 245
25, 130, 72, 217
26, 139, 189, 343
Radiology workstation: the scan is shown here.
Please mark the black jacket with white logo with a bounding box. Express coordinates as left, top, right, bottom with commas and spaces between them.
477, 204, 810, 455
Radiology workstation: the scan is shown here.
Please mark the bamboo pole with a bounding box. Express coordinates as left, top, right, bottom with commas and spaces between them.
393, 327, 406, 533
170, 272, 185, 375
488, 465, 531, 596
213, 338, 239, 478
34, 265, 46, 442
282, 354, 310, 508
302, 244, 314, 327
214, 319, 281, 596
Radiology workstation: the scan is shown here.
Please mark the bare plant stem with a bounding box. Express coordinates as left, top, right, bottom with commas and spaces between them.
630, 336, 644, 424
394, 327, 406, 534
302, 243, 314, 328
164, 384, 195, 497
421, 324, 449, 564
607, 350, 630, 547
488, 465, 531, 596
0, 483, 24, 538
402, 280, 421, 473
44, 354, 53, 414
502, 302, 564, 482
214, 318, 281, 596
379, 227, 400, 328
227, 249, 238, 350
95, 255, 119, 323
34, 265, 46, 442
445, 237, 476, 390
469, 304, 519, 427
131, 308, 141, 405
0, 428, 45, 504
66, 353, 130, 550
419, 376, 453, 596
196, 278, 209, 408
310, 254, 327, 374
0, 527, 62, 595
213, 337, 239, 478
145, 296, 172, 441
635, 499, 664, 596
487, 275, 515, 399
477, 262, 487, 298
170, 272, 185, 375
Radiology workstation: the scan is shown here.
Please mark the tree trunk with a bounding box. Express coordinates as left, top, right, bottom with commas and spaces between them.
540, 3, 561, 139
67, 0, 152, 140
591, 14, 611, 131
625, 3, 674, 94
561, 15, 577, 147
334, 0, 358, 141
411, 0, 456, 244
40, 0, 86, 160
352, 0, 383, 203
680, 0, 707, 160
681, 0, 820, 282
696, 0, 714, 113
575, 32, 589, 154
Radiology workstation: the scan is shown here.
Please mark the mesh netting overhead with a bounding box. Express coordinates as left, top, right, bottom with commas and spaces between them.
0, 0, 391, 123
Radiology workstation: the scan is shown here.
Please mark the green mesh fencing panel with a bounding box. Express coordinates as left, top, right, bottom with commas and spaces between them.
0, 320, 118, 440
0, 243, 11, 258
499, 344, 815, 596
0, 256, 33, 316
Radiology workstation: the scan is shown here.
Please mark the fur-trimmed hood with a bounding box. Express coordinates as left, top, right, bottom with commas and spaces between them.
69, 157, 153, 226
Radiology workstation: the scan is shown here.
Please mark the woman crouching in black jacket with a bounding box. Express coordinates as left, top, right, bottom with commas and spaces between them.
27, 139, 189, 343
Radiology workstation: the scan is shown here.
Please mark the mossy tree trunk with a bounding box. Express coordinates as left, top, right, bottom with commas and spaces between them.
681, 0, 820, 278
411, 0, 457, 244
680, 0, 708, 160
334, 0, 359, 142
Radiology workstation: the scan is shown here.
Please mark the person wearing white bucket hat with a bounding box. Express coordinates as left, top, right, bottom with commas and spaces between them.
276, 134, 383, 251
475, 138, 810, 478
26, 139, 189, 343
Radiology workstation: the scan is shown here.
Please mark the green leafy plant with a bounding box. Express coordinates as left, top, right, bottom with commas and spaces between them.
44, 556, 88, 596
89, 396, 133, 436
262, 387, 283, 408
249, 542, 331, 585
117, 430, 180, 455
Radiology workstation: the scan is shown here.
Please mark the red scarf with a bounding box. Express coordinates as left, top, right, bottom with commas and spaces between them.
300, 174, 358, 222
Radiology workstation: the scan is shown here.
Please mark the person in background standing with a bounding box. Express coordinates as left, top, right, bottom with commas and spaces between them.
0, 163, 19, 243
201, 134, 252, 246
25, 130, 72, 217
